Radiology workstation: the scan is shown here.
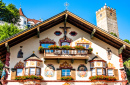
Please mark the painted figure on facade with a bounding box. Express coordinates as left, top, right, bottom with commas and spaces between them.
45, 64, 55, 77
107, 47, 112, 60
1, 67, 8, 84
17, 46, 23, 58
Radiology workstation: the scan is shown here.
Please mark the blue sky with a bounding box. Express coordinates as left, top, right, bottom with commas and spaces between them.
3, 0, 130, 40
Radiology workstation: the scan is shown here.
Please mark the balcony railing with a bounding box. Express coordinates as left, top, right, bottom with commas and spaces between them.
40, 48, 91, 58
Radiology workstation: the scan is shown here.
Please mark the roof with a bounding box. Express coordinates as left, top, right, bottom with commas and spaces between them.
19, 7, 26, 17
0, 10, 130, 63
89, 55, 106, 62
27, 18, 42, 24
24, 53, 42, 62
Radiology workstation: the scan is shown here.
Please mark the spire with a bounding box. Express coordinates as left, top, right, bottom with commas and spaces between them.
105, 3, 107, 6
19, 7, 26, 17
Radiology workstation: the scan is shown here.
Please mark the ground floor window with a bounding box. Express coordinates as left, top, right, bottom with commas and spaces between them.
107, 69, 113, 76
25, 67, 41, 75
92, 69, 96, 76
25, 68, 29, 75
62, 69, 70, 77
17, 69, 23, 76
30, 68, 35, 75
97, 68, 102, 75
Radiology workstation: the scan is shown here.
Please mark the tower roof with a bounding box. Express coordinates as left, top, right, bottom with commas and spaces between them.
19, 7, 26, 17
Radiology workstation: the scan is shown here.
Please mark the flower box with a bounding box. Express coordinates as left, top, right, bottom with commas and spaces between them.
15, 75, 43, 82
61, 76, 74, 81
89, 75, 116, 81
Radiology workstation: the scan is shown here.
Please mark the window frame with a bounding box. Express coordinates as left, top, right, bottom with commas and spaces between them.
91, 67, 106, 76
77, 43, 90, 49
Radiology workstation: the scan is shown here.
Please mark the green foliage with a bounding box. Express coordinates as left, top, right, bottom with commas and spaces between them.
0, 60, 3, 70
0, 23, 22, 41
124, 39, 130, 44
124, 58, 130, 82
0, 1, 20, 24
110, 32, 117, 37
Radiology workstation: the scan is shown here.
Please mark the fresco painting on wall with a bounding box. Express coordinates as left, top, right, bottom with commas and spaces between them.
77, 65, 87, 78
45, 64, 55, 77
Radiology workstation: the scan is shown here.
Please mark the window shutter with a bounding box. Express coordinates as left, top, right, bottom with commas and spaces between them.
114, 69, 119, 80
57, 69, 61, 80
71, 69, 76, 80
11, 68, 16, 80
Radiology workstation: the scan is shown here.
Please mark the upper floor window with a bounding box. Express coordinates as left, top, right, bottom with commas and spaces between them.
17, 69, 23, 76
41, 43, 54, 52
77, 43, 89, 49
62, 69, 70, 77
69, 31, 77, 36
54, 31, 62, 36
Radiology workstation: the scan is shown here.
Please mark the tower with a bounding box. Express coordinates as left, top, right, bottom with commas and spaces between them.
96, 4, 119, 37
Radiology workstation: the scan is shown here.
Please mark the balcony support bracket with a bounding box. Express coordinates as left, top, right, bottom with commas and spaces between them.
71, 59, 74, 64
90, 28, 96, 39
85, 59, 88, 64
57, 58, 60, 63
37, 27, 40, 38
118, 45, 126, 54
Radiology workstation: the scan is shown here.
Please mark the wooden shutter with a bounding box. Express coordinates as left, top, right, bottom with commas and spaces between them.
71, 69, 76, 80
113, 69, 119, 80
57, 69, 61, 80
11, 68, 16, 80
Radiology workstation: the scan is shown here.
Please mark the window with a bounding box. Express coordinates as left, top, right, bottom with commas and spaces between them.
103, 69, 106, 75
62, 69, 70, 77
108, 69, 113, 76
69, 31, 77, 36
41, 43, 54, 52
61, 42, 70, 54
30, 68, 35, 75
110, 13, 112, 16
36, 68, 40, 75
17, 69, 23, 76
54, 31, 62, 36
92, 69, 96, 76
27, 25, 30, 28
97, 68, 102, 75
24, 21, 26, 24
25, 68, 28, 75
100, 14, 102, 17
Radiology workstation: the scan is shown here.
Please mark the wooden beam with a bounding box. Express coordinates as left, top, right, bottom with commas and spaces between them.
119, 45, 126, 54
71, 59, 74, 64
5, 42, 10, 53
85, 59, 88, 64
37, 27, 40, 38
90, 28, 96, 39
57, 58, 60, 64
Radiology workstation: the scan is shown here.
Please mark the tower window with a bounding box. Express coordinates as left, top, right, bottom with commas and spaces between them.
24, 21, 26, 24
100, 14, 102, 17
110, 13, 112, 16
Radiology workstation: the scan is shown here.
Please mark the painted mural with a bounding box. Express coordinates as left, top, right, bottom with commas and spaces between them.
77, 64, 87, 78
45, 64, 55, 77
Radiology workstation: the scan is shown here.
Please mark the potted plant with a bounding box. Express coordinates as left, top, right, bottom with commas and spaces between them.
88, 47, 93, 54
38, 46, 44, 53
48, 45, 60, 49
61, 45, 72, 50
61, 76, 74, 81
74, 45, 85, 50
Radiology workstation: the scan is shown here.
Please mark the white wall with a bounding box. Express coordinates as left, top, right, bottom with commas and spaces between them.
8, 22, 122, 84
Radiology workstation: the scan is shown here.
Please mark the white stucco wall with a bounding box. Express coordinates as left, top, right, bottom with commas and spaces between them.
7, 22, 122, 85
19, 16, 27, 29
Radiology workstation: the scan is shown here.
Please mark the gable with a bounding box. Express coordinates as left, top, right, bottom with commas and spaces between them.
0, 10, 130, 63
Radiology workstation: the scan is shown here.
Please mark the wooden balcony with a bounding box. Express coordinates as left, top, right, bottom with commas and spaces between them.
41, 48, 91, 60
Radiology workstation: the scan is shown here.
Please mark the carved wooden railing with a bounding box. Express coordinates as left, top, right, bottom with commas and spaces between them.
41, 48, 91, 57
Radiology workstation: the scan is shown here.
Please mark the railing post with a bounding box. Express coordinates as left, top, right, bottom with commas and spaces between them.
44, 49, 46, 57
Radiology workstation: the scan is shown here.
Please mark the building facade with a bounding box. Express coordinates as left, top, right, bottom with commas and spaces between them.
0, 4, 129, 85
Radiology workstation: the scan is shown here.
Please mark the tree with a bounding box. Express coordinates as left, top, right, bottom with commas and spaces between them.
124, 39, 130, 44
0, 23, 22, 41
0, 0, 7, 20
0, 1, 20, 24
124, 58, 130, 83
110, 32, 117, 37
